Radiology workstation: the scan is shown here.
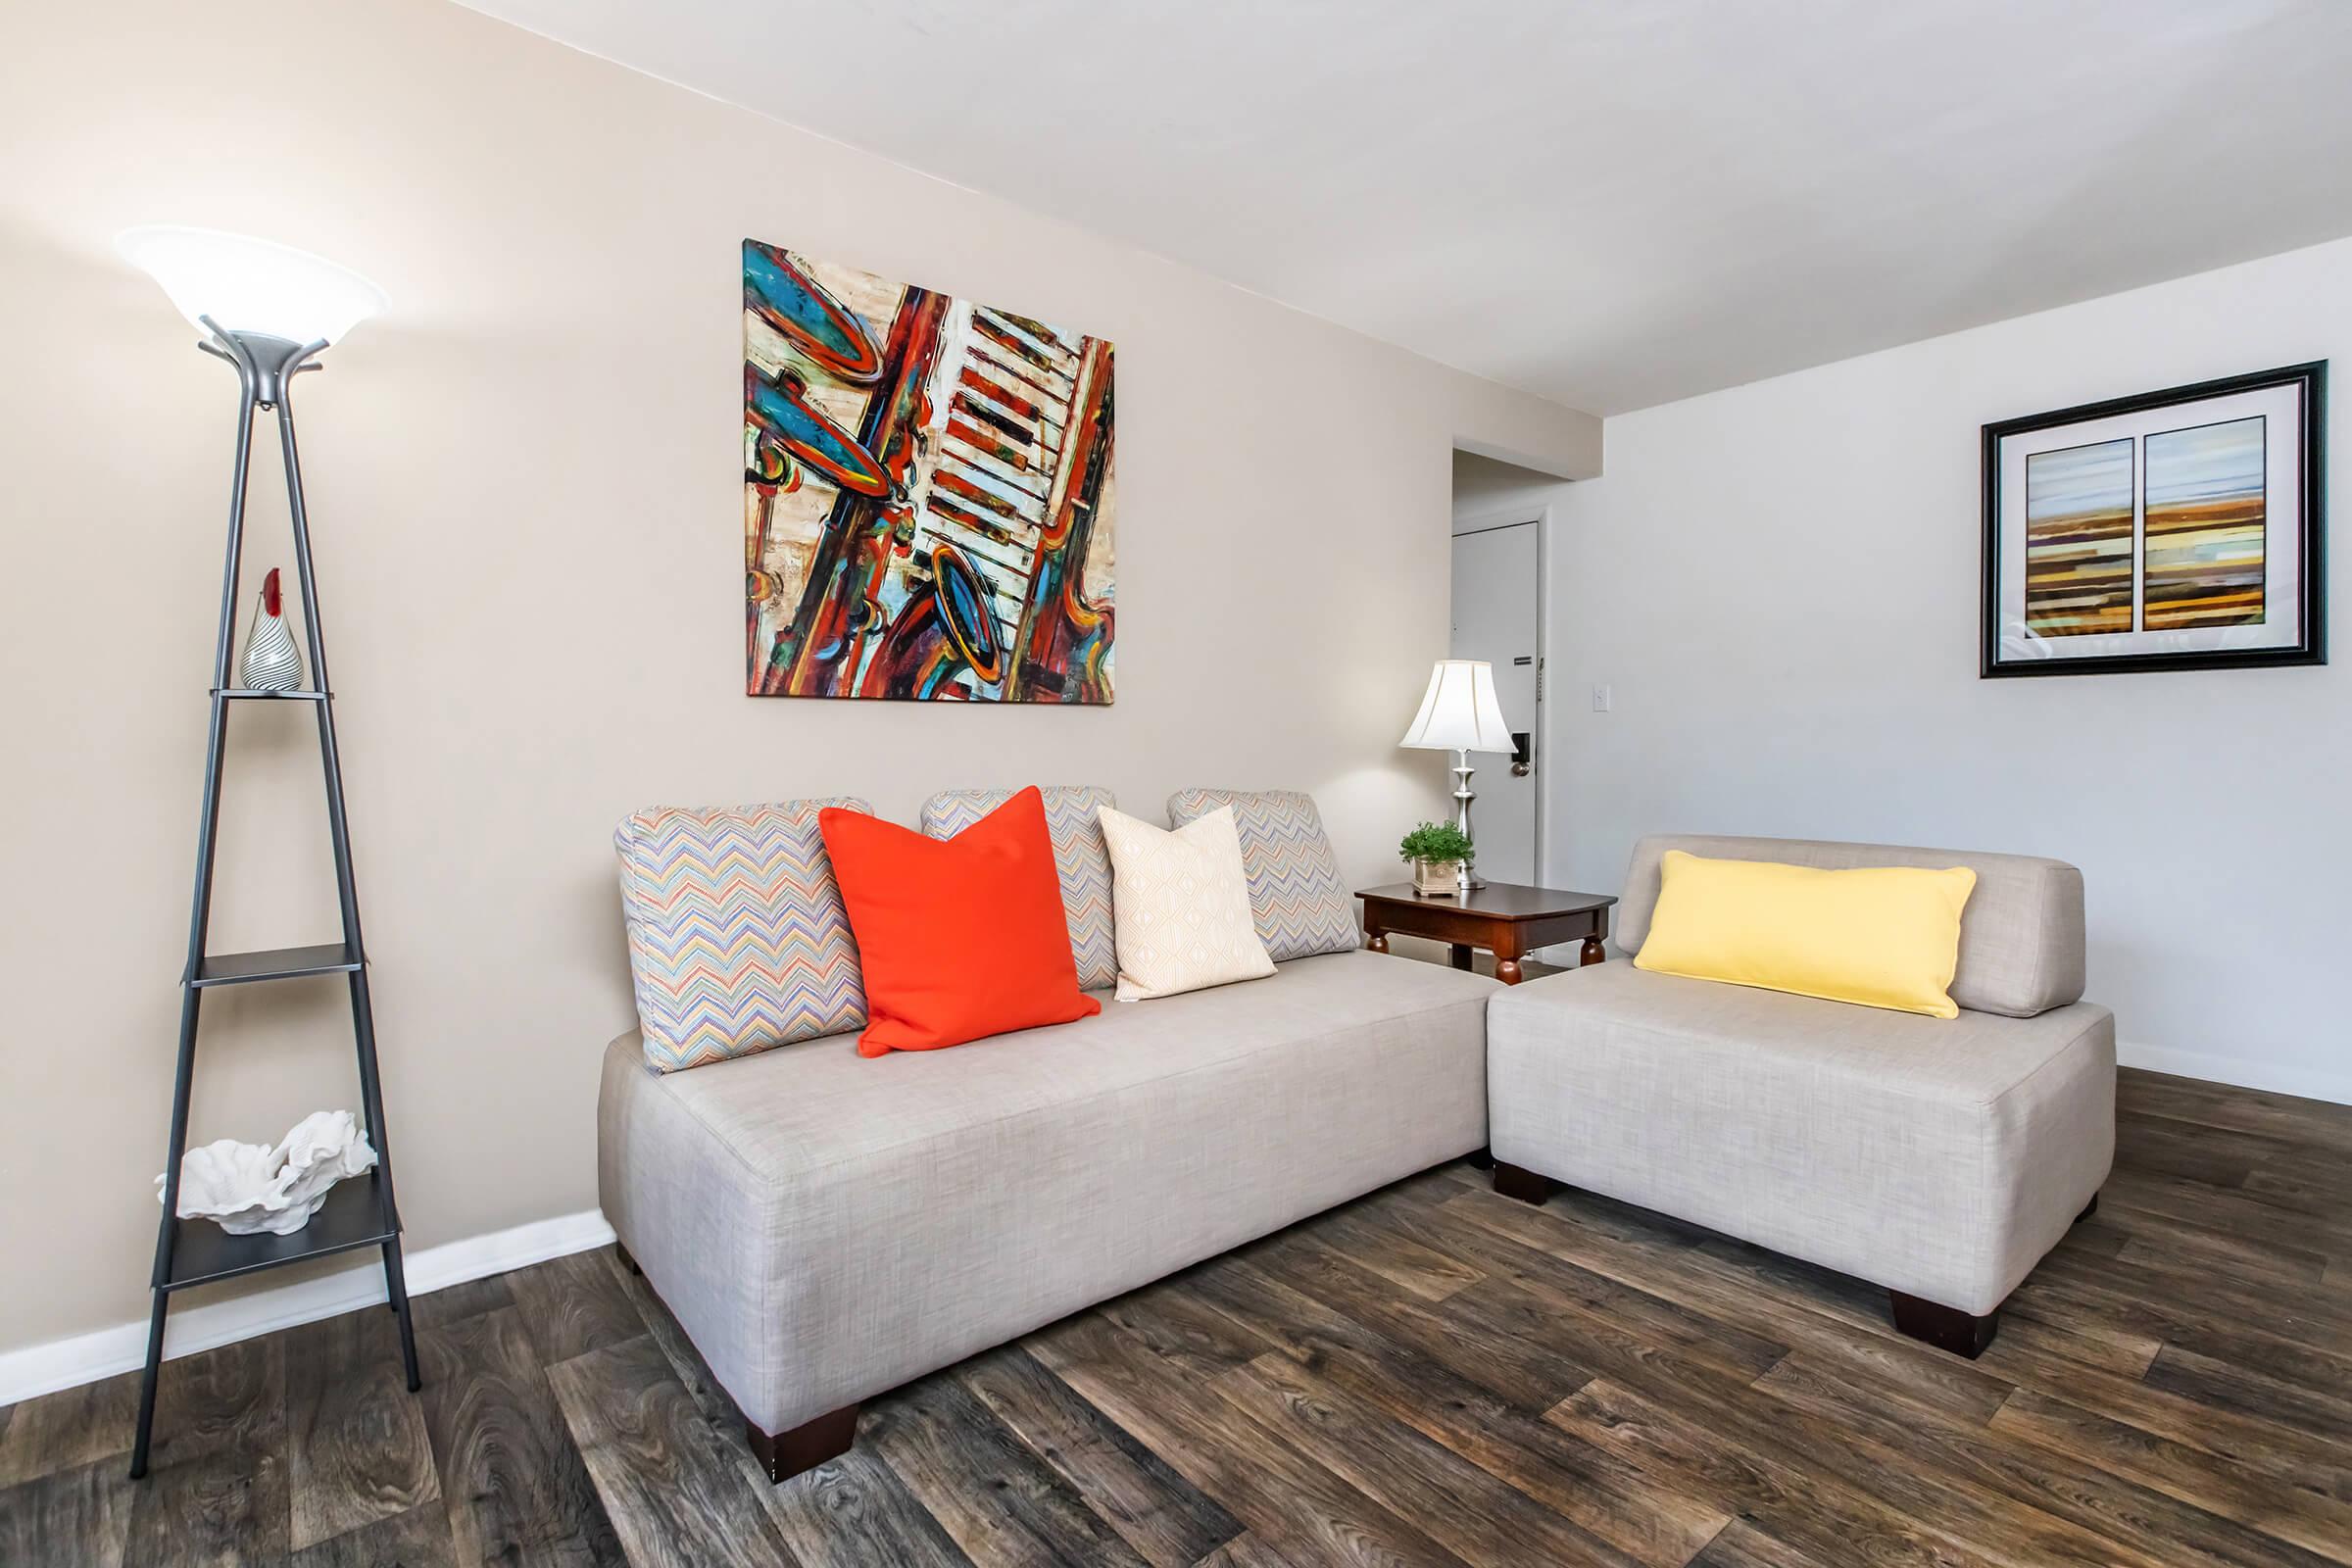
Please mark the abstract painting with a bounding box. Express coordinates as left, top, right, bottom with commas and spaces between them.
743, 241, 1115, 702
1982, 363, 2325, 676
2143, 417, 2265, 631
2024, 438, 2133, 636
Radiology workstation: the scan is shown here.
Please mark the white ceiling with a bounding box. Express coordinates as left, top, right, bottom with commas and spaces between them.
462, 0, 2352, 415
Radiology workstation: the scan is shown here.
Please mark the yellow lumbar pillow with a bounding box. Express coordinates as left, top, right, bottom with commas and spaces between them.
1633, 850, 1977, 1018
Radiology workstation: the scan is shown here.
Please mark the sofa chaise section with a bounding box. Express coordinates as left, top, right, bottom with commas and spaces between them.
599, 949, 1494, 1479
1486, 834, 2114, 1356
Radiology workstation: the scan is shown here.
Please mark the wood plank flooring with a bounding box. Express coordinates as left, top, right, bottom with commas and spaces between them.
5, 1067, 2347, 1567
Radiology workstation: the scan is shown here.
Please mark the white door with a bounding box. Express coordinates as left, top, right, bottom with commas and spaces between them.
1449, 521, 1540, 885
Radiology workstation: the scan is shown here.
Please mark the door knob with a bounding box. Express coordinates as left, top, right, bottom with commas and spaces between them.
1509, 731, 1532, 777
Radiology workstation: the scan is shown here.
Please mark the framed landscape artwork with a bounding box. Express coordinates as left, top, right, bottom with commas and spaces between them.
1982, 362, 2325, 677
743, 240, 1116, 702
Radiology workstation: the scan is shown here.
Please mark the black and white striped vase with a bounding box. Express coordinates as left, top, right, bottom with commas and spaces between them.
239, 567, 304, 692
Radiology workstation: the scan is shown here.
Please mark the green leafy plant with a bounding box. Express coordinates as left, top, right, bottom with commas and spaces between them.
1397, 821, 1474, 865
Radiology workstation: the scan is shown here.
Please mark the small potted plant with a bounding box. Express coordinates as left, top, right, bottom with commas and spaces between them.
1398, 820, 1474, 897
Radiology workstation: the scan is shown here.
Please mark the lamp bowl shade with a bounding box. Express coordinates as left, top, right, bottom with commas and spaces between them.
1400, 659, 1516, 753
116, 225, 387, 346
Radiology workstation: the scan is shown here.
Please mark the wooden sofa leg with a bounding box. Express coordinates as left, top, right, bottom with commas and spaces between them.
1493, 1161, 1560, 1206
748, 1404, 859, 1484
2076, 1193, 2099, 1222
614, 1242, 641, 1276
1889, 1291, 1998, 1358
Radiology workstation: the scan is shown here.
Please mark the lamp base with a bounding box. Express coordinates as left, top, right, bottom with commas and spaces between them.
1451, 751, 1486, 894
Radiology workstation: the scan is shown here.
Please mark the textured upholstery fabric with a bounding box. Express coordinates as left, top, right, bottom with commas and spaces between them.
1099, 805, 1277, 1000
1166, 788, 1358, 961
1614, 834, 2086, 1018
613, 800, 867, 1073
922, 785, 1118, 992
598, 951, 1494, 1435
1488, 962, 2115, 1313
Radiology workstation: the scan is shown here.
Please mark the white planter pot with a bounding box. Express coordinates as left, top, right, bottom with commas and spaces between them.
1411, 858, 1461, 897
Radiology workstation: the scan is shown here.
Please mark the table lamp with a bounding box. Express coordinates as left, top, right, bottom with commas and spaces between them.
1399, 659, 1516, 894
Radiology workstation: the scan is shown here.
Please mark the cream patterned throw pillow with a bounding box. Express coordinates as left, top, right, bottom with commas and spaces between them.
1098, 805, 1277, 1001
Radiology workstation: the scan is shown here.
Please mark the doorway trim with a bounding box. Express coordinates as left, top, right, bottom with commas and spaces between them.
1448, 501, 1552, 891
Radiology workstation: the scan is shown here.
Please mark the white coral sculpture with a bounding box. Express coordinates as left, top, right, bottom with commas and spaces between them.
157, 1109, 379, 1237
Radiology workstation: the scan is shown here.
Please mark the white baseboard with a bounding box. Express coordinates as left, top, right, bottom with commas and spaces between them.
0, 1208, 613, 1408
2117, 1039, 2352, 1107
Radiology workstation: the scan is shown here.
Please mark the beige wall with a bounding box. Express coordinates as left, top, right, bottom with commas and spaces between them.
0, 0, 1598, 1355
1450, 450, 1578, 524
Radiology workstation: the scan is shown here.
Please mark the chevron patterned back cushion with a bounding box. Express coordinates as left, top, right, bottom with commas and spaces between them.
614, 800, 868, 1073
921, 785, 1117, 991
1166, 789, 1359, 962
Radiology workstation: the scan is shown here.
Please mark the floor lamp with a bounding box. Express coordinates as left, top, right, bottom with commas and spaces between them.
115, 226, 419, 1481
1400, 659, 1517, 894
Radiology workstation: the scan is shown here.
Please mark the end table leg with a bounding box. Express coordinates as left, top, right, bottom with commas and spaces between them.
1449, 944, 1473, 971
1580, 935, 1605, 967
1365, 932, 1389, 954
1496, 957, 1524, 985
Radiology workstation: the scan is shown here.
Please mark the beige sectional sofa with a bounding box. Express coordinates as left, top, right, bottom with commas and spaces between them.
600, 815, 2113, 1482
1486, 834, 2114, 1356
599, 949, 1495, 1480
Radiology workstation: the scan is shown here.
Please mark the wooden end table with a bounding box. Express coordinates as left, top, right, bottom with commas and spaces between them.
1356, 881, 1617, 985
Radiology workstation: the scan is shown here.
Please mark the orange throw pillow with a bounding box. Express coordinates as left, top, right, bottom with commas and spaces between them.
818, 786, 1101, 1056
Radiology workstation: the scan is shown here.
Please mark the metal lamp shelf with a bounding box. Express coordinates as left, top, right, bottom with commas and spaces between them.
190, 943, 365, 988
163, 1174, 399, 1293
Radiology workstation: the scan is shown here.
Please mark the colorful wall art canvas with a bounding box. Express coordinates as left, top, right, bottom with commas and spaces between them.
743, 241, 1115, 702
1983, 363, 2325, 676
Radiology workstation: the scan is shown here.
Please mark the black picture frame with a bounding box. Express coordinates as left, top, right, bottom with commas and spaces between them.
1980, 361, 2327, 677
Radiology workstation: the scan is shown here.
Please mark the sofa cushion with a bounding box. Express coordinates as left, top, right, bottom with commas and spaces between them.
613, 799, 867, 1073
1486, 962, 2115, 1313
597, 950, 1495, 1434
1614, 834, 2085, 1018
820, 789, 1101, 1055
1099, 805, 1277, 1000
1166, 788, 1358, 961
922, 785, 1118, 991
1635, 851, 1977, 1018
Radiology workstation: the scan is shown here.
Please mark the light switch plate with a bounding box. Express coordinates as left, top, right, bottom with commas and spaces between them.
1592, 683, 1612, 712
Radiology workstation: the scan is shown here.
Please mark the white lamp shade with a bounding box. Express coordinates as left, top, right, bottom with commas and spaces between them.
116, 225, 387, 345
1400, 660, 1516, 753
